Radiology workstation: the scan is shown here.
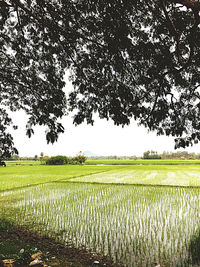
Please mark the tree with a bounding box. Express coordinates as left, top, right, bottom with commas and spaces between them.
40, 152, 44, 160
45, 155, 69, 165
71, 151, 87, 164
143, 150, 161, 159
41, 155, 49, 164
1, 0, 200, 157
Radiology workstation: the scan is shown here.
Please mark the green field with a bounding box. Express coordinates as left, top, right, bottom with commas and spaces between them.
69, 165, 200, 186
1, 164, 200, 266
6, 160, 42, 166
85, 159, 200, 165
6, 159, 200, 166
0, 165, 115, 191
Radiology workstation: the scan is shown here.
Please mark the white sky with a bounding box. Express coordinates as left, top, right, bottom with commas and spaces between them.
10, 111, 200, 157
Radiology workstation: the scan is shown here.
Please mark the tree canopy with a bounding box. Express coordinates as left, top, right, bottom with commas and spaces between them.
1, 0, 200, 157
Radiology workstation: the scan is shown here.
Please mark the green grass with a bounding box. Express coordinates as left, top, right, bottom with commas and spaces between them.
85, 159, 200, 165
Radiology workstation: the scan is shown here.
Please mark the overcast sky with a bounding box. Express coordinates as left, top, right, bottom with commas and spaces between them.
10, 110, 200, 157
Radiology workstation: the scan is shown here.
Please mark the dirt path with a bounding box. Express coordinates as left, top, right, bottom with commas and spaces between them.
0, 227, 122, 267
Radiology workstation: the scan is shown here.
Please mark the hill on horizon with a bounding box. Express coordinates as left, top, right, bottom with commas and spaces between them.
83, 150, 100, 157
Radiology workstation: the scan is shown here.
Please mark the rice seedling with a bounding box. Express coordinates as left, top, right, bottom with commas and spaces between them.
1, 182, 200, 266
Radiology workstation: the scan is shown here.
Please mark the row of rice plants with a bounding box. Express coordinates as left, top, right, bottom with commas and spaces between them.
1, 183, 200, 266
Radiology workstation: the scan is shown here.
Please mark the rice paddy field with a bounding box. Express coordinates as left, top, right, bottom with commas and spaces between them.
6, 159, 200, 166
6, 160, 42, 166
1, 163, 200, 266
85, 159, 200, 165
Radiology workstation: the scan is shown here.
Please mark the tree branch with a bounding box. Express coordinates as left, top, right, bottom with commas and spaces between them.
171, 0, 200, 11
161, 0, 183, 65
162, 0, 200, 72
177, 6, 200, 71
7, 0, 106, 49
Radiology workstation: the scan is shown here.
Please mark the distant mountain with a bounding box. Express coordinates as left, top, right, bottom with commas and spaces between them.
83, 150, 99, 157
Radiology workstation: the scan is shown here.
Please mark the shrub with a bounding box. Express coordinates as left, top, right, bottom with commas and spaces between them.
69, 160, 79, 165
41, 156, 50, 165
46, 155, 69, 165
71, 155, 87, 165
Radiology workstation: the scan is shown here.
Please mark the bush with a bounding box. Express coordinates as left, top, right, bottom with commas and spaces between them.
71, 155, 87, 165
69, 160, 79, 165
46, 155, 69, 165
44, 153, 87, 165
41, 156, 50, 165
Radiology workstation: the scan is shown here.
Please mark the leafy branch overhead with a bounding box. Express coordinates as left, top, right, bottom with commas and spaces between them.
1, 0, 200, 156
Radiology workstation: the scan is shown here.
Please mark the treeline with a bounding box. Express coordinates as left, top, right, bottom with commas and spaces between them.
87, 155, 137, 160
7, 153, 87, 165
143, 151, 161, 159
6, 151, 200, 161
86, 151, 200, 160
143, 150, 200, 160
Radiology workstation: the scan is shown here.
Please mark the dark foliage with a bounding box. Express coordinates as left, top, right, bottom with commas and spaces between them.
189, 229, 200, 265
1, 0, 200, 157
0, 161, 6, 167
143, 151, 162, 160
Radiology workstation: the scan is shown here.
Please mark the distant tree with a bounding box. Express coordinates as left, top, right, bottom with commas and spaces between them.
1, 0, 200, 158
46, 155, 69, 165
160, 151, 198, 159
143, 151, 151, 159
34, 155, 38, 161
143, 151, 161, 159
131, 156, 137, 160
40, 152, 44, 160
42, 155, 50, 164
71, 152, 87, 165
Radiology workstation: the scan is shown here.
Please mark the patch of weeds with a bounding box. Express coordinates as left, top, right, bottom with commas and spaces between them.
0, 239, 40, 266
189, 229, 200, 265
0, 218, 41, 266
0, 217, 15, 232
